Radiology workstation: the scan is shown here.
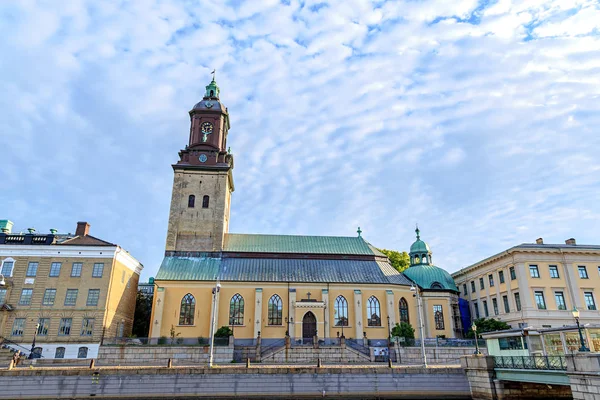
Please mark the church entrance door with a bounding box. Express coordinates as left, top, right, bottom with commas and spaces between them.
302, 311, 317, 344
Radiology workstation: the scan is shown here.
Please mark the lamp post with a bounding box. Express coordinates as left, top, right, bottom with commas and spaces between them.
387, 315, 391, 341
472, 322, 481, 355
28, 323, 40, 359
410, 285, 427, 367
340, 317, 345, 338
572, 307, 590, 352
208, 281, 222, 368
285, 316, 293, 337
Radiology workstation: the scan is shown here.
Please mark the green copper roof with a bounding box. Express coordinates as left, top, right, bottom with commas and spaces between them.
155, 256, 413, 285
403, 264, 457, 291
409, 227, 431, 255
223, 233, 383, 256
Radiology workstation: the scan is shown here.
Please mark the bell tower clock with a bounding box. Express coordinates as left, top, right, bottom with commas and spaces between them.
165, 76, 234, 253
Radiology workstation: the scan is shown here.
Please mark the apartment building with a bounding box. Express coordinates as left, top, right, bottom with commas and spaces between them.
0, 220, 143, 359
452, 238, 600, 329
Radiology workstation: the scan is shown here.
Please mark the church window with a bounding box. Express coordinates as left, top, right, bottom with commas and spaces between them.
433, 305, 444, 330
430, 282, 443, 289
188, 195, 195, 208
334, 295, 348, 326
202, 195, 210, 208
179, 294, 195, 325
210, 90, 214, 97
229, 294, 244, 326
399, 297, 409, 324
268, 294, 283, 325
367, 296, 381, 327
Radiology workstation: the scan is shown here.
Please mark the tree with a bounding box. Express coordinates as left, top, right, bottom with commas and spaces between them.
466, 318, 510, 338
132, 292, 153, 338
215, 326, 233, 338
391, 322, 415, 346
379, 249, 410, 273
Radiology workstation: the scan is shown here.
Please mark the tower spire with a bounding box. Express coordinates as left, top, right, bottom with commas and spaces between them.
415, 224, 420, 240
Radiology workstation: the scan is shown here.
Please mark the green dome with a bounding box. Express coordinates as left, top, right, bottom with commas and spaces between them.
410, 239, 430, 254
403, 264, 457, 291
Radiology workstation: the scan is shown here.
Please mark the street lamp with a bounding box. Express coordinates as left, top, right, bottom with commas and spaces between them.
472, 322, 481, 355
571, 307, 590, 352
387, 315, 391, 341
28, 323, 40, 359
208, 281, 222, 368
410, 285, 427, 367
0, 274, 5, 286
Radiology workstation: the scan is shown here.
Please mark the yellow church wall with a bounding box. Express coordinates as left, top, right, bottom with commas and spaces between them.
422, 294, 454, 339
216, 285, 255, 339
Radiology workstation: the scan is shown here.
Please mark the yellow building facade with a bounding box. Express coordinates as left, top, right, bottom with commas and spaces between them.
0, 221, 143, 359
452, 237, 600, 330
149, 79, 462, 344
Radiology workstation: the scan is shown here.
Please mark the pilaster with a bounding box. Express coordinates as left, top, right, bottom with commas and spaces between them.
289, 288, 296, 340
254, 288, 263, 338
322, 289, 330, 338
150, 287, 165, 338
385, 290, 395, 330
354, 290, 363, 339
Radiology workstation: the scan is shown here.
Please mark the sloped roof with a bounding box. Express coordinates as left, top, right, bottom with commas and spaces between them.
58, 235, 115, 246
403, 264, 458, 292
155, 256, 413, 285
223, 233, 382, 256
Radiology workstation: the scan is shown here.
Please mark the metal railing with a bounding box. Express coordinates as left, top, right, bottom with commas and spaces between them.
494, 355, 567, 371
395, 338, 486, 348
346, 339, 371, 357
0, 336, 44, 358
260, 338, 286, 358
102, 337, 230, 346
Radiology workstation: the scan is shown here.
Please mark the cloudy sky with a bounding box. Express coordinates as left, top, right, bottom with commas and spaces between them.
1, 0, 599, 279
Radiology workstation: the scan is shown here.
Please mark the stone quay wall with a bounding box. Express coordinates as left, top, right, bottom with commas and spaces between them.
96, 345, 234, 366
262, 345, 369, 364
398, 346, 487, 365
0, 365, 470, 399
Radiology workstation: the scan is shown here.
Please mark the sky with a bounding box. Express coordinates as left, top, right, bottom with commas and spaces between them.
1, 0, 599, 280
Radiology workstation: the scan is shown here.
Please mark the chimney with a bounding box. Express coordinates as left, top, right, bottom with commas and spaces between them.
565, 238, 576, 246
76, 221, 90, 237
536, 238, 544, 245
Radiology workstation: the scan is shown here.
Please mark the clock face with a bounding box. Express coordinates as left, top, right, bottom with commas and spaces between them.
201, 122, 213, 134
199, 154, 208, 163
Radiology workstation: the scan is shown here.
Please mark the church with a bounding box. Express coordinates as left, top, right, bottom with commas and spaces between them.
149, 78, 462, 343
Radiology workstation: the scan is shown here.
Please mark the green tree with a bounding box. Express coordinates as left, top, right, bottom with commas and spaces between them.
466, 318, 510, 338
132, 292, 153, 338
391, 322, 415, 346
379, 249, 410, 272
215, 326, 233, 338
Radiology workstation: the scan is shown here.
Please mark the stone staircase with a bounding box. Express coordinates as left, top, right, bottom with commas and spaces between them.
0, 346, 16, 368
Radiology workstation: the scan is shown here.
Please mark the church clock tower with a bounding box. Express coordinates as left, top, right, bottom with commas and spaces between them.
165, 77, 234, 253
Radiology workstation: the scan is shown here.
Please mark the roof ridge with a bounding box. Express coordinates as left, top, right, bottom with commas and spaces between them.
225, 233, 364, 239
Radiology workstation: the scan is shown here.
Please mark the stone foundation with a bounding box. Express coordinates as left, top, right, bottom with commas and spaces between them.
262, 345, 369, 363
399, 347, 486, 365
97, 345, 233, 365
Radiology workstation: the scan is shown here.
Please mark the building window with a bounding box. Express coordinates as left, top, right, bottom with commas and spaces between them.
462, 284, 467, 296
510, 266, 516, 280
498, 271, 505, 284
555, 292, 566, 310
188, 195, 195, 208
502, 295, 510, 313
534, 291, 546, 310
179, 293, 195, 325
367, 296, 381, 327
42, 289, 57, 306
55, 347, 65, 359
492, 298, 499, 315
529, 265, 540, 278
483, 300, 489, 317
78, 347, 89, 359
433, 305, 444, 330
229, 293, 244, 326
399, 297, 409, 324
473, 302, 480, 319
71, 262, 83, 277
489, 274, 494, 287
479, 278, 484, 290
514, 292, 521, 311
0, 288, 6, 305
49, 262, 62, 277
268, 294, 283, 325
37, 318, 50, 336
334, 295, 349, 326
92, 263, 104, 278
81, 318, 94, 336
19, 288, 33, 305
0, 259, 14, 277
59, 318, 72, 335
64, 289, 78, 306
117, 321, 125, 337
584, 292, 596, 310
86, 289, 100, 306
549, 265, 559, 279
202, 195, 210, 208
26, 262, 38, 277
578, 266, 589, 279
12, 318, 25, 336
471, 281, 476, 293
499, 337, 526, 350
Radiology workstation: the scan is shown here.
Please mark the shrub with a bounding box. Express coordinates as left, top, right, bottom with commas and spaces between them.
215, 326, 233, 338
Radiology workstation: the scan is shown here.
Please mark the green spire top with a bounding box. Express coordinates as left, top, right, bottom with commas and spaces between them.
415, 224, 420, 240
204, 69, 220, 99
357, 227, 362, 237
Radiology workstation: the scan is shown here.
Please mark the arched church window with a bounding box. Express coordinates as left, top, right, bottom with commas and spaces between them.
334, 295, 348, 326
202, 195, 210, 208
399, 297, 409, 324
422, 254, 427, 263
188, 195, 195, 208
229, 294, 244, 326
367, 296, 381, 327
434, 305, 445, 330
179, 293, 195, 325
431, 282, 443, 289
268, 294, 283, 325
